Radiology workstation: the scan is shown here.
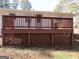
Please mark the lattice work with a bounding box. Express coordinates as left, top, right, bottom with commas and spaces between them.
3, 33, 28, 46
3, 34, 13, 45
14, 33, 28, 46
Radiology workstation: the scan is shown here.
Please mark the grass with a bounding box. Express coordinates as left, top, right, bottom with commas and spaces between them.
0, 46, 79, 59
0, 28, 79, 59
53, 51, 79, 59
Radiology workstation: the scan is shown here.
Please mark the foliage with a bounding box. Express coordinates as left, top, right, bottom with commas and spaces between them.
0, 0, 32, 10
54, 4, 62, 13
54, 0, 79, 13
19, 0, 32, 10
68, 3, 78, 13
54, 0, 79, 28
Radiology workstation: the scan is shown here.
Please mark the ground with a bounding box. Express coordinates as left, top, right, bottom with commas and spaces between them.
0, 46, 79, 59
0, 28, 79, 59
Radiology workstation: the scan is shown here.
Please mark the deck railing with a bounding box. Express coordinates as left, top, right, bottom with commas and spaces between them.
2, 15, 73, 30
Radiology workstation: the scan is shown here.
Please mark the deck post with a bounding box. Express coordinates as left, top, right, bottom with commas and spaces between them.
51, 33, 53, 47
28, 18, 31, 46
2, 16, 4, 46
2, 33, 5, 46
11, 16, 14, 45
28, 18, 30, 29
28, 33, 30, 46
71, 18, 73, 46
2, 16, 4, 29
51, 19, 53, 47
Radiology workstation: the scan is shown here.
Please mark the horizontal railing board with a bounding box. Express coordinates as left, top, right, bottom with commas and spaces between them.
2, 29, 73, 33
3, 15, 73, 20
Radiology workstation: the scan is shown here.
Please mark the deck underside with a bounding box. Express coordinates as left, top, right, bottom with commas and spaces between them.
3, 32, 72, 46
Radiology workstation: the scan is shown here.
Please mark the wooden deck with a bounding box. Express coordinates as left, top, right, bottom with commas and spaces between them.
2, 15, 73, 46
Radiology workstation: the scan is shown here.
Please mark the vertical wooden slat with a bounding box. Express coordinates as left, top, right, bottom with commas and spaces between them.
19, 18, 21, 27
16, 18, 18, 26
21, 18, 23, 27
19, 18, 20, 27
18, 17, 20, 27
14, 18, 17, 27
17, 18, 19, 27
16, 18, 18, 27
52, 19, 53, 29
28, 18, 30, 29
23, 18, 25, 27
25, 18, 27, 27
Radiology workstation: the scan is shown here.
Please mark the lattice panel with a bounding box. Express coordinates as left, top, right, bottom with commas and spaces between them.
14, 34, 28, 46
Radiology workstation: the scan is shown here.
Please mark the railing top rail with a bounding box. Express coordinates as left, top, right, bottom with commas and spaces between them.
2, 15, 73, 20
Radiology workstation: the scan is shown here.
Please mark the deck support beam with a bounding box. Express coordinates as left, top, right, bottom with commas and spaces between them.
51, 33, 53, 47
28, 33, 30, 46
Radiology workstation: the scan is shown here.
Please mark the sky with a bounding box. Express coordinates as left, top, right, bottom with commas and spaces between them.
29, 0, 60, 11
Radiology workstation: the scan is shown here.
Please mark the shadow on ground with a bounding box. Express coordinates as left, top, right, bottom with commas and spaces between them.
0, 33, 79, 59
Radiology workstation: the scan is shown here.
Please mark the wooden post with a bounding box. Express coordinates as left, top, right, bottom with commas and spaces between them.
28, 33, 30, 46
2, 16, 5, 29
51, 33, 53, 47
51, 19, 53, 47
11, 16, 14, 44
27, 18, 30, 29
2, 33, 5, 46
2, 16, 5, 45
11, 16, 14, 30
71, 18, 73, 46
28, 18, 31, 46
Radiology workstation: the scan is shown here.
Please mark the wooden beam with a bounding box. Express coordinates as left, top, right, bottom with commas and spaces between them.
28, 33, 30, 46
71, 18, 73, 46
2, 33, 5, 46
11, 17, 14, 30
51, 33, 53, 47
2, 15, 73, 20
